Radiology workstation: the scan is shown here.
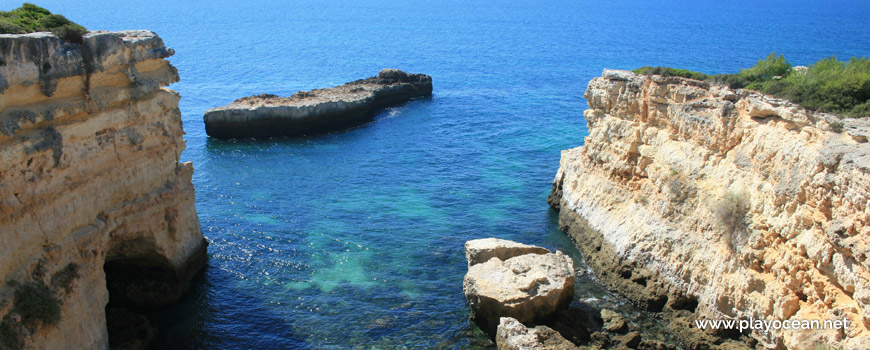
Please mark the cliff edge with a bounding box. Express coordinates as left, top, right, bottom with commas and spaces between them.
0, 31, 206, 349
549, 69, 870, 349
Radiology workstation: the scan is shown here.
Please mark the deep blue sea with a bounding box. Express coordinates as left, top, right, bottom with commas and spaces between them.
15, 0, 870, 348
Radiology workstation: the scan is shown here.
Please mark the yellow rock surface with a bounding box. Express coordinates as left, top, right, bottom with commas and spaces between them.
0, 30, 205, 349
550, 70, 870, 349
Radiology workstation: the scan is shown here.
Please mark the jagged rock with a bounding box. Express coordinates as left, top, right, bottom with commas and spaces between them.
0, 30, 205, 349
464, 238, 550, 266
495, 317, 579, 350
202, 68, 433, 139
549, 69, 870, 348
589, 331, 611, 348
378, 68, 408, 80
600, 309, 629, 334
543, 308, 594, 345
463, 239, 575, 336
637, 339, 673, 350
618, 331, 642, 349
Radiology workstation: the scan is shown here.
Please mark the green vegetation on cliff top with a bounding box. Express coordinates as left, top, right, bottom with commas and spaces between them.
634, 53, 870, 118
0, 3, 86, 43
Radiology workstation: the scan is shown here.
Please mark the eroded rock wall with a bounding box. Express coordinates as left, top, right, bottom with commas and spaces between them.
549, 69, 870, 349
0, 31, 206, 350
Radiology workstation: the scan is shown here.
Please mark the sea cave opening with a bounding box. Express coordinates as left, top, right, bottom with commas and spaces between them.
103, 238, 181, 350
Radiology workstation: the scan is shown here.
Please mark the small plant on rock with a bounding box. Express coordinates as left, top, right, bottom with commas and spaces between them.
714, 192, 751, 249
12, 282, 62, 328
666, 170, 693, 204
0, 316, 22, 350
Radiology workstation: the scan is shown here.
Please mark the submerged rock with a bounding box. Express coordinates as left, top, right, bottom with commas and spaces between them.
463, 239, 575, 336
203, 68, 433, 139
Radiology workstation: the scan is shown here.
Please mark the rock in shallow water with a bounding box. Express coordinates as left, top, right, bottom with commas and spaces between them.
496, 317, 579, 350
464, 238, 550, 266
600, 308, 629, 334
463, 239, 575, 336
202, 68, 433, 139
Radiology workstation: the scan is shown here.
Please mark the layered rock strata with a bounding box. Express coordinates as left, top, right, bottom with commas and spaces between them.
549, 69, 870, 349
202, 68, 433, 139
0, 31, 206, 349
463, 238, 575, 337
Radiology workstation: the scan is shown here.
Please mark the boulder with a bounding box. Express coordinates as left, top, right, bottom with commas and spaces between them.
463, 239, 575, 336
618, 331, 642, 349
464, 238, 550, 266
496, 317, 579, 350
601, 309, 629, 334
378, 68, 409, 80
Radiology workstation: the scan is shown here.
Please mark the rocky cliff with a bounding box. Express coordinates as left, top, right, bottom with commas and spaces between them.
549, 69, 870, 349
0, 31, 206, 349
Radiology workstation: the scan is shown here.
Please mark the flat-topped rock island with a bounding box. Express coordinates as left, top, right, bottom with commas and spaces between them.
203, 69, 433, 139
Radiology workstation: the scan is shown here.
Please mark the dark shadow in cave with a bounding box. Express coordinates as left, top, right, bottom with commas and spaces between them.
103, 238, 183, 350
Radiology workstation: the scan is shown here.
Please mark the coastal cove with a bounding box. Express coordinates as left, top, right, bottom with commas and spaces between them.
19, 0, 870, 348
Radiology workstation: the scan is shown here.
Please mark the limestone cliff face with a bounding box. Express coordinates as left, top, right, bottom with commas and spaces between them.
0, 31, 206, 349
549, 69, 870, 349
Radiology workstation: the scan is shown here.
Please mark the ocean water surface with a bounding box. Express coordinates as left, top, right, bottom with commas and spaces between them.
26, 0, 870, 348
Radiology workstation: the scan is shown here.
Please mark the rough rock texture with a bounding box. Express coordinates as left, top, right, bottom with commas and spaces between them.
0, 31, 206, 350
549, 69, 870, 349
496, 317, 579, 350
465, 238, 550, 266
600, 309, 628, 334
202, 68, 433, 139
463, 239, 575, 336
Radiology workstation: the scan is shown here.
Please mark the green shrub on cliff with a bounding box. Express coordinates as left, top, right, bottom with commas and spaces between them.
632, 66, 709, 81
753, 56, 870, 118
634, 53, 870, 118
740, 53, 792, 83
0, 3, 86, 43
12, 282, 62, 328
0, 317, 22, 350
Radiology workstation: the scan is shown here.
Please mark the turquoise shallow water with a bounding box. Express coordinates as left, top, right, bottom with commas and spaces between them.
21, 0, 870, 348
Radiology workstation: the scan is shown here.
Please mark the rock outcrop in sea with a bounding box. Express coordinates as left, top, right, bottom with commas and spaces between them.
202, 68, 433, 139
463, 238, 575, 337
0, 30, 206, 349
496, 317, 579, 350
549, 69, 870, 349
463, 239, 674, 349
